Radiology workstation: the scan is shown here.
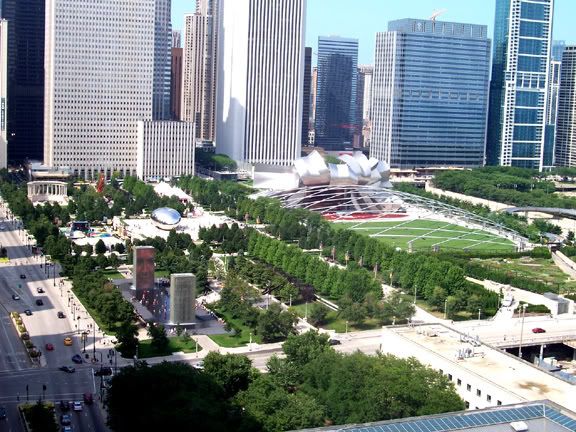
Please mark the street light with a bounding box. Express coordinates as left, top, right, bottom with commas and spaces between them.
478, 308, 482, 321
444, 298, 449, 320
518, 303, 528, 359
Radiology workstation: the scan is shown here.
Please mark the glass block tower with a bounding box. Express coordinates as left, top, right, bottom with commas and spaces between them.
486, 0, 554, 170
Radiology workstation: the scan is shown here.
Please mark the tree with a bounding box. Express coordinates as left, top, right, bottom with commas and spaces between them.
148, 323, 169, 353
203, 352, 257, 399
257, 303, 298, 343
339, 301, 367, 326
282, 331, 331, 367
108, 362, 237, 432
116, 321, 139, 357
307, 303, 328, 327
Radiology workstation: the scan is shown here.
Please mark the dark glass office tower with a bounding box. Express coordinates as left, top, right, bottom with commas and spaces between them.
315, 36, 359, 151
2, 0, 45, 163
486, 0, 554, 170
302, 47, 312, 146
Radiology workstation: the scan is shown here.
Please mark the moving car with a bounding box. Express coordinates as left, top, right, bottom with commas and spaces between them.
59, 366, 75, 373
59, 400, 70, 411
73, 401, 82, 412
35, 299, 43, 306
45, 343, 54, 351
62, 426, 72, 432
0, 405, 6, 420
57, 311, 66, 318
63, 337, 73, 346
11, 294, 20, 300
19, 274, 26, 279
36, 287, 44, 293
532, 327, 546, 333
328, 339, 341, 346
24, 309, 32, 316
71, 354, 83, 364
60, 414, 71, 426
192, 360, 204, 370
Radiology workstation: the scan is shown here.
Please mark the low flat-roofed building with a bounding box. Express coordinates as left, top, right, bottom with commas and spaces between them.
296, 400, 576, 431
378, 324, 576, 412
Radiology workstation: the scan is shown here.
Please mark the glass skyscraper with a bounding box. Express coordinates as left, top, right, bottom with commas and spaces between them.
371, 19, 490, 168
486, 0, 554, 170
315, 36, 359, 151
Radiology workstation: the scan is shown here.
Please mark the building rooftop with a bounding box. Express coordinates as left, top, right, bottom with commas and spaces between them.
296, 401, 576, 432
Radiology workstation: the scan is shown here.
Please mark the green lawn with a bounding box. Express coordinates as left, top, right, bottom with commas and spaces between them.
102, 269, 124, 280
335, 219, 515, 252
154, 269, 170, 278
288, 302, 381, 333
472, 256, 576, 293
138, 336, 203, 358
207, 309, 262, 348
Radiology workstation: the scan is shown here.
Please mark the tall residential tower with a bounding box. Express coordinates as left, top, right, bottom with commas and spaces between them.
555, 46, 576, 167
216, 0, 306, 166
486, 0, 554, 170
371, 19, 490, 168
153, 0, 172, 120
181, 0, 219, 142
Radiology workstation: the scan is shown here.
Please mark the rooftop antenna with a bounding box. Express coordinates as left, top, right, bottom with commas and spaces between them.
429, 9, 447, 21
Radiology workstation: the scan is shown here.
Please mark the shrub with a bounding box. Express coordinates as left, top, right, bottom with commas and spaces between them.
17, 325, 26, 333
524, 304, 550, 314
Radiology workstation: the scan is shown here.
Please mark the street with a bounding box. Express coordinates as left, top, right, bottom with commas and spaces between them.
0, 206, 109, 431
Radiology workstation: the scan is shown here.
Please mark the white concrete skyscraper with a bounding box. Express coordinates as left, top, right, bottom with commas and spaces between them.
44, 0, 155, 179
181, 0, 219, 141
216, 0, 306, 166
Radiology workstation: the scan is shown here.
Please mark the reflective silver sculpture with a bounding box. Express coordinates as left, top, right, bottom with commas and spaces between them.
295, 150, 391, 188
151, 207, 182, 230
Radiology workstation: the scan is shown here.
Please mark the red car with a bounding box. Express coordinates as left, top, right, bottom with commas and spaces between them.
45, 343, 54, 351
532, 327, 546, 333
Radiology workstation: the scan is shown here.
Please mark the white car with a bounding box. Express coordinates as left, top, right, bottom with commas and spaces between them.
192, 361, 204, 370
73, 401, 82, 411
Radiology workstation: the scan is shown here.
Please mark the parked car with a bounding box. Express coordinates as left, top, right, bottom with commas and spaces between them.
11, 294, 20, 300
71, 354, 83, 364
83, 393, 93, 404
62, 426, 72, 432
35, 299, 43, 306
328, 339, 341, 346
24, 309, 32, 316
532, 327, 546, 333
59, 366, 75, 373
192, 361, 204, 370
0, 406, 6, 420
73, 401, 82, 412
57, 311, 66, 319
45, 343, 54, 351
60, 414, 71, 425
63, 337, 73, 346
19, 274, 26, 279
36, 287, 44, 293
59, 400, 70, 411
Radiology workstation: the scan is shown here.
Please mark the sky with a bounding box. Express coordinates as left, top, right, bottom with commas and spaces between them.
171, 0, 575, 65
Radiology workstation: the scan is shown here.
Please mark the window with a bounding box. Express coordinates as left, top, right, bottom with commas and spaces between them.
448, 374, 453, 381
497, 400, 502, 406
476, 389, 481, 397
467, 384, 471, 392
465, 401, 470, 409
487, 395, 492, 402
457, 379, 462, 386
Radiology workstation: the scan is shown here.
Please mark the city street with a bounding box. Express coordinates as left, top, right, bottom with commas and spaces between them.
0, 205, 109, 431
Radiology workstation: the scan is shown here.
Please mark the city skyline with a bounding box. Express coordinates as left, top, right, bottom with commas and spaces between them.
172, 0, 576, 65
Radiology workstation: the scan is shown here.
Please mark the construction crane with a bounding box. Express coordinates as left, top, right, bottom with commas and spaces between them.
429, 9, 447, 21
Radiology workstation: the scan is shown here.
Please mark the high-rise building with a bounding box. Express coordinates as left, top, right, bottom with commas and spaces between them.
372, 19, 490, 168
44, 0, 155, 179
171, 48, 183, 120
2, 0, 45, 163
356, 65, 373, 147
311, 66, 318, 124
0, 20, 7, 169
302, 47, 312, 146
552, 40, 566, 61
216, 0, 306, 166
153, 0, 172, 121
136, 121, 195, 179
315, 36, 358, 151
181, 0, 219, 142
486, 0, 554, 170
555, 46, 576, 167
172, 30, 182, 49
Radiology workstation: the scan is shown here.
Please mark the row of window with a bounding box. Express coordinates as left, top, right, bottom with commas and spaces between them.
441, 370, 503, 407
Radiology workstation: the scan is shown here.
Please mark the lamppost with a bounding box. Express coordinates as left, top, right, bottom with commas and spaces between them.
52, 263, 56, 287
413, 285, 417, 304
249, 332, 252, 352
478, 308, 482, 321
444, 298, 449, 320
518, 303, 528, 359
92, 321, 97, 360
345, 320, 349, 335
